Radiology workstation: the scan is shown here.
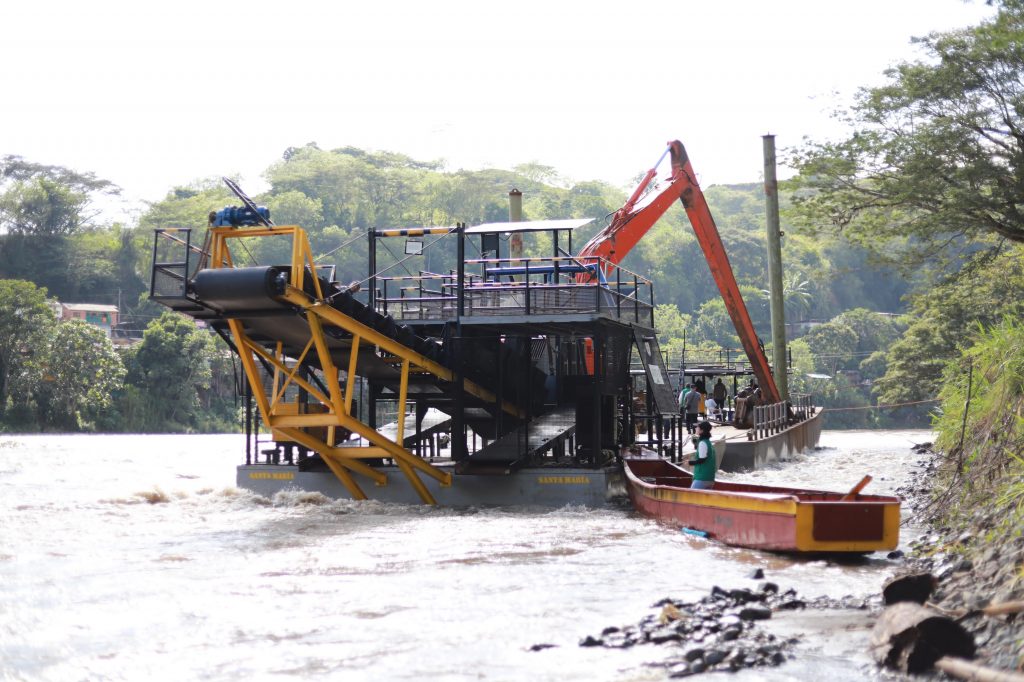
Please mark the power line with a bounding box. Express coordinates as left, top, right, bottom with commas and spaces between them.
822, 398, 940, 412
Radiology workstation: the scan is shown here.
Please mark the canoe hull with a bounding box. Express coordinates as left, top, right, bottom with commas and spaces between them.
624, 458, 900, 553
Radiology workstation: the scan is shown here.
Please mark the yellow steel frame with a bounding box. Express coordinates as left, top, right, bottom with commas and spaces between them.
206, 224, 521, 504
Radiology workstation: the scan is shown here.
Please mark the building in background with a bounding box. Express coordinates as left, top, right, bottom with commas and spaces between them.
58, 303, 120, 339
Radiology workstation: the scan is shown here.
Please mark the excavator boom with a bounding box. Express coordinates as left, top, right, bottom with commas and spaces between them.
578, 141, 782, 403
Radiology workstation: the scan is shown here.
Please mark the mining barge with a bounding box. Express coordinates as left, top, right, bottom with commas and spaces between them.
149, 141, 820, 506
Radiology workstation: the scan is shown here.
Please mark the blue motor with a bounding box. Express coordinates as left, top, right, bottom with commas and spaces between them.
211, 205, 271, 227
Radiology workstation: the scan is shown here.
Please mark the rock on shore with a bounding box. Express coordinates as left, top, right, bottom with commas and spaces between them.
569, 582, 880, 677
897, 444, 1024, 672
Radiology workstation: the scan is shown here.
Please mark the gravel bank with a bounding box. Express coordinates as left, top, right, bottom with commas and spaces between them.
896, 444, 1024, 673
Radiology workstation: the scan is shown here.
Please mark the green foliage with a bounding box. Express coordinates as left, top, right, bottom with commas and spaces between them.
802, 321, 859, 375
931, 315, 1024, 522
761, 272, 813, 321
657, 183, 911, 340
0, 279, 56, 420
0, 226, 149, 310
0, 291, 126, 433
266, 146, 421, 229
786, 339, 815, 390
140, 179, 232, 233
691, 298, 740, 348
654, 304, 692, 358
788, 2, 1024, 266
0, 130, 996, 433
121, 312, 217, 431
137, 179, 234, 271
0, 156, 118, 236
0, 160, 133, 304
832, 308, 903, 355
876, 245, 1024, 404
633, 222, 706, 312
266, 190, 324, 229
819, 375, 874, 429
33, 320, 126, 431
0, 178, 89, 237
788, 309, 905, 427
859, 350, 888, 381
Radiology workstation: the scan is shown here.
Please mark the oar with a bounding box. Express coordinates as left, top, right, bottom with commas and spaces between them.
841, 475, 872, 501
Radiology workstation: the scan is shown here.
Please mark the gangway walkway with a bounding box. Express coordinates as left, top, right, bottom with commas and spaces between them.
458, 407, 577, 474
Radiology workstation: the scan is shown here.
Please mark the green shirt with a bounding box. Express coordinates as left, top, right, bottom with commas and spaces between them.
693, 436, 716, 482
678, 387, 690, 411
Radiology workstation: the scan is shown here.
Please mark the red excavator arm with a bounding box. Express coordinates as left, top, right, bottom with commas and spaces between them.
578, 140, 782, 403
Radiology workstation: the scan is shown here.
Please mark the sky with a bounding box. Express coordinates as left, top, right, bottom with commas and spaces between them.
0, 0, 997, 224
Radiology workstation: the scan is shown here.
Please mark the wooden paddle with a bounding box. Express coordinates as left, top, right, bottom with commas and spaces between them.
841, 475, 872, 501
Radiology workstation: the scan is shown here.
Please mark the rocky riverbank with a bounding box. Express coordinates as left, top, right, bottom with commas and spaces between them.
557, 441, 1022, 679
576, 581, 798, 676
570, 578, 885, 678
894, 443, 1024, 673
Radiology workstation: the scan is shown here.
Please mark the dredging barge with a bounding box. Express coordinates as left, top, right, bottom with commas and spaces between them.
149, 141, 821, 506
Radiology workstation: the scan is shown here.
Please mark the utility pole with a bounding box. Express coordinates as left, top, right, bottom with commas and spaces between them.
762, 135, 789, 401
509, 188, 523, 259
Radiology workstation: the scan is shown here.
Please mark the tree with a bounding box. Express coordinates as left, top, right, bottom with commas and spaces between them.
802, 321, 859, 375
635, 222, 711, 313
786, 338, 816, 393
0, 156, 118, 236
513, 162, 561, 185
124, 312, 215, 430
876, 244, 1024, 403
0, 159, 121, 300
762, 272, 813, 321
832, 308, 904, 356
789, 2, 1024, 266
691, 298, 740, 347
0, 280, 55, 419
874, 319, 950, 404
653, 304, 693, 358
33, 320, 125, 431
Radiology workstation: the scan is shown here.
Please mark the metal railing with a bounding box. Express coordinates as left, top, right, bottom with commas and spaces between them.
672, 347, 757, 373
751, 401, 787, 439
751, 393, 815, 439
790, 392, 814, 422
375, 255, 655, 326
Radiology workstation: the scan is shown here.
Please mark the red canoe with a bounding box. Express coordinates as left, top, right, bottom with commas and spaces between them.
623, 458, 900, 553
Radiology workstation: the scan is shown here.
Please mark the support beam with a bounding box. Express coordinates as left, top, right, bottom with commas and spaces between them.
275, 427, 386, 484
209, 225, 457, 504
250, 347, 332, 407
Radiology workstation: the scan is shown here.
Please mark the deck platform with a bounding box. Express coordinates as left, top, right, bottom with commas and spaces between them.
714, 408, 823, 471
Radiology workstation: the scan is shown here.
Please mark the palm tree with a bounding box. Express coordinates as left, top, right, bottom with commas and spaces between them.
760, 272, 813, 321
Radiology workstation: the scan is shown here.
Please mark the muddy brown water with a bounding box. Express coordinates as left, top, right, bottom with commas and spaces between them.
0, 430, 930, 680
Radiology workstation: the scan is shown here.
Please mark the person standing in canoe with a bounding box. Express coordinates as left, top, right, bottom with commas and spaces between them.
689, 421, 716, 489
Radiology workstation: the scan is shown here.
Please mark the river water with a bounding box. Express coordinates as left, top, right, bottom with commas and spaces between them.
0, 430, 931, 681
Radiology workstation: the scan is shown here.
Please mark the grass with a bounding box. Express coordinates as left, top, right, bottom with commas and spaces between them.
928, 317, 1024, 532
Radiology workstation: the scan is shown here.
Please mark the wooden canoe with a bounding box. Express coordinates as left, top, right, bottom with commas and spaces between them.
623, 457, 900, 553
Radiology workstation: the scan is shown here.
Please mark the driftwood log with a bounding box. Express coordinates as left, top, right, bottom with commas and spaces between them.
870, 602, 976, 673
927, 599, 1024, 619
977, 601, 1024, 617
933, 657, 1024, 682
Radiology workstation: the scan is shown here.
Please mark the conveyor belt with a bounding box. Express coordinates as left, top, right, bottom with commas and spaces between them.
185, 265, 548, 434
